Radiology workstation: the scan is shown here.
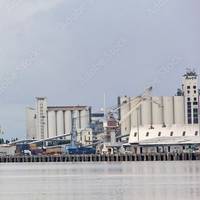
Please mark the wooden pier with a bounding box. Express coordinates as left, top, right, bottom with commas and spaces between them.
1, 152, 200, 163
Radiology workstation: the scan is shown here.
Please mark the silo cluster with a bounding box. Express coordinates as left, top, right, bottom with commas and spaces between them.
120, 95, 186, 135
47, 108, 90, 138
136, 96, 185, 127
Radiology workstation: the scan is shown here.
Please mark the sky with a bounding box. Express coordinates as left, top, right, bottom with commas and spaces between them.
0, 0, 200, 139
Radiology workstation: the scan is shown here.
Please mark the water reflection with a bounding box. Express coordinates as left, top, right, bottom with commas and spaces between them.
0, 162, 200, 200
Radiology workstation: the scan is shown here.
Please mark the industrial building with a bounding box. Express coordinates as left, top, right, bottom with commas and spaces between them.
118, 70, 200, 144
26, 97, 91, 140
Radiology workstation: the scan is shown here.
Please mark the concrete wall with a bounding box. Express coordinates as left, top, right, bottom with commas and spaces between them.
26, 107, 37, 139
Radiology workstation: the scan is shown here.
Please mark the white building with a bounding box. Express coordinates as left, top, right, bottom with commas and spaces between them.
26, 107, 37, 139
26, 97, 91, 140
77, 128, 93, 146
118, 70, 200, 144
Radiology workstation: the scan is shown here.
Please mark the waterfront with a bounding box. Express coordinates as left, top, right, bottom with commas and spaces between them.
0, 162, 200, 200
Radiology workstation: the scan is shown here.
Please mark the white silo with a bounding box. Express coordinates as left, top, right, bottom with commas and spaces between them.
130, 99, 138, 128
80, 109, 89, 129
131, 109, 137, 128
26, 107, 37, 140
48, 111, 56, 138
64, 111, 72, 134
57, 110, 64, 135
73, 110, 80, 129
152, 97, 163, 125
141, 99, 151, 126
120, 96, 131, 135
174, 96, 185, 124
163, 96, 174, 125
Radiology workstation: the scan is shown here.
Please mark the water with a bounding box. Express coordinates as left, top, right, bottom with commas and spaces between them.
0, 162, 200, 200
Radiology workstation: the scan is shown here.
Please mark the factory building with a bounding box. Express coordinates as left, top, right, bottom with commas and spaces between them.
26, 97, 91, 140
118, 70, 200, 144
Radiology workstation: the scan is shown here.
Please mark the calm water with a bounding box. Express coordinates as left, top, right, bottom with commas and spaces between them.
0, 162, 200, 200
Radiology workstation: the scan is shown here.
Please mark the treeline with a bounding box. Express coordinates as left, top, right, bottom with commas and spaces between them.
0, 138, 18, 144
0, 138, 11, 144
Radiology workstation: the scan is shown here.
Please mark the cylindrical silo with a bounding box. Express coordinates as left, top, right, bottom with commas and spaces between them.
141, 99, 151, 126
120, 96, 131, 135
57, 110, 64, 135
131, 109, 137, 128
152, 97, 163, 125
73, 110, 80, 129
163, 96, 174, 125
174, 96, 185, 124
48, 111, 56, 138
80, 109, 89, 129
64, 111, 72, 134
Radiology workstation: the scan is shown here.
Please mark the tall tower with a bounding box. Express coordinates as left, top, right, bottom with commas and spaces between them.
36, 97, 48, 139
182, 69, 199, 124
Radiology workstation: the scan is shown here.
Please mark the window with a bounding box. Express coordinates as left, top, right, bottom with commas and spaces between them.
182, 131, 186, 136
187, 86, 190, 89
193, 86, 197, 89
146, 132, 149, 137
134, 132, 137, 137
195, 131, 198, 136
158, 132, 161, 137
187, 90, 190, 94
170, 131, 173, 137
194, 97, 197, 101
188, 118, 192, 124
194, 90, 197, 94
187, 98, 190, 101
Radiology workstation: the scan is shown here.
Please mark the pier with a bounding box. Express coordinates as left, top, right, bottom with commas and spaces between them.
1, 152, 200, 163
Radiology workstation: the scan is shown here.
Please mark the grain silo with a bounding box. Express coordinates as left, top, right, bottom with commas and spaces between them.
57, 110, 64, 135
48, 111, 56, 138
163, 96, 174, 125
174, 96, 185, 124
152, 97, 163, 125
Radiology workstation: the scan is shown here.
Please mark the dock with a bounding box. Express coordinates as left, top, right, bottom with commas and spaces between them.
1, 152, 200, 163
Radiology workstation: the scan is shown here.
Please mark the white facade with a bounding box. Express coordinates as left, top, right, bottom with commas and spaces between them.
129, 124, 199, 144
64, 111, 72, 135
26, 98, 91, 140
174, 96, 185, 124
163, 96, 174, 125
56, 111, 64, 135
141, 100, 151, 126
36, 97, 48, 140
152, 96, 163, 125
26, 107, 37, 139
182, 71, 199, 124
119, 70, 199, 142
77, 128, 93, 146
119, 96, 187, 135
48, 111, 56, 138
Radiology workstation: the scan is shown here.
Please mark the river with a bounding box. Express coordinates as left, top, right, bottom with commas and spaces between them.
0, 161, 200, 200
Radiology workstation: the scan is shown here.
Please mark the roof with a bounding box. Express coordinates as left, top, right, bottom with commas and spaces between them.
139, 136, 200, 146
47, 106, 89, 111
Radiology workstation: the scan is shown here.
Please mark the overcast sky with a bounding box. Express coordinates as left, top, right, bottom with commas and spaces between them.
0, 0, 200, 139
